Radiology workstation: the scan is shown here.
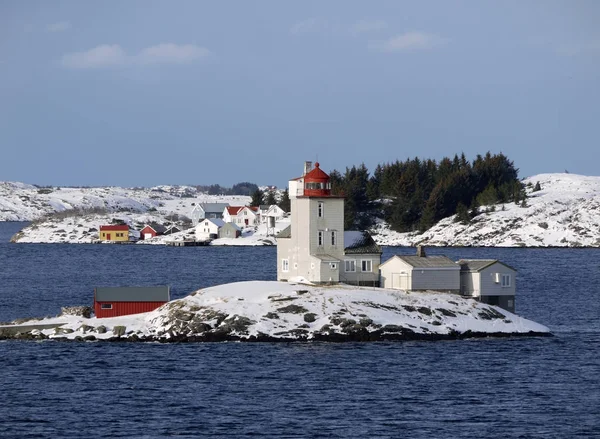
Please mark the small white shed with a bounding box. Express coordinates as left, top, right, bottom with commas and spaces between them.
195, 218, 225, 241
457, 259, 516, 313
379, 253, 460, 292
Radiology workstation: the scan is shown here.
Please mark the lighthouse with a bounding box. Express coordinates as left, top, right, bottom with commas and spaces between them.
277, 161, 381, 285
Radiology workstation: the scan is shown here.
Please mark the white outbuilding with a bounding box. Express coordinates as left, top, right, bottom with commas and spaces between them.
379, 248, 461, 293
457, 259, 516, 313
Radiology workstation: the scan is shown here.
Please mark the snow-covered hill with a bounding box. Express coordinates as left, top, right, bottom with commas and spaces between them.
0, 182, 249, 222
0, 280, 550, 342
371, 173, 600, 247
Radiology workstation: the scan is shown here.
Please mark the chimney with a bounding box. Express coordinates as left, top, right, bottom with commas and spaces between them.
303, 161, 313, 176
416, 245, 426, 257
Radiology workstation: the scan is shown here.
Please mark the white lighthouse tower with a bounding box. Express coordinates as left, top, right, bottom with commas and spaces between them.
276, 161, 346, 283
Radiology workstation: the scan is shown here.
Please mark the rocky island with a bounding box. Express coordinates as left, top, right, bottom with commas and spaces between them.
0, 280, 550, 342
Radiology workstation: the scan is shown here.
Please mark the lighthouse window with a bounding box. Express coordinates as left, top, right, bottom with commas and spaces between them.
318, 231, 324, 246
318, 202, 324, 217
282, 259, 289, 272
331, 231, 336, 246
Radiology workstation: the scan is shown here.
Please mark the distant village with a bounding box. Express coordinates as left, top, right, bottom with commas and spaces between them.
97, 202, 287, 245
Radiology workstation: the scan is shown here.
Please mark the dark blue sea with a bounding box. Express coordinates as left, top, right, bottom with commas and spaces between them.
1, 222, 599, 438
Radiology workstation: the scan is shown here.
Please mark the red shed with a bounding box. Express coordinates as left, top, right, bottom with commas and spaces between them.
139, 223, 167, 240
94, 286, 170, 318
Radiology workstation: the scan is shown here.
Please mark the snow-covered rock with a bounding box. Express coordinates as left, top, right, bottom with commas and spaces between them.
371, 173, 600, 247
0, 281, 550, 342
0, 182, 249, 222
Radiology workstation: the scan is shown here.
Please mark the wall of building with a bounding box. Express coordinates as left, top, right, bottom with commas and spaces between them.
94, 301, 166, 318
339, 255, 380, 286
479, 264, 516, 297
99, 229, 129, 241
379, 258, 414, 289
411, 268, 460, 292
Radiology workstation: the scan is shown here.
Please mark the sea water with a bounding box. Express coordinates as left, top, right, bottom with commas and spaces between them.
1, 223, 599, 438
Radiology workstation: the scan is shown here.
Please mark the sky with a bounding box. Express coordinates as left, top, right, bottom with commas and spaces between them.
1, 1, 599, 188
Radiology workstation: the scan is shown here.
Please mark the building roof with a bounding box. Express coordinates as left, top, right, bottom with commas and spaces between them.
226, 206, 243, 215
458, 259, 517, 272
95, 286, 170, 302
200, 203, 229, 213
304, 162, 330, 182
99, 224, 129, 231
203, 218, 225, 227
382, 254, 459, 269
221, 222, 241, 231
143, 223, 167, 234
276, 225, 291, 238
343, 231, 382, 254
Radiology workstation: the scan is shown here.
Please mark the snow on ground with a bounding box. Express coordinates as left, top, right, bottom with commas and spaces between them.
1, 281, 549, 342
0, 182, 249, 222
370, 173, 600, 247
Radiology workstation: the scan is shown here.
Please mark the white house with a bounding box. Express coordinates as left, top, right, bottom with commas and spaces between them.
457, 259, 516, 313
261, 205, 286, 224
191, 203, 229, 226
276, 161, 381, 285
195, 218, 225, 241
379, 247, 461, 293
223, 206, 259, 227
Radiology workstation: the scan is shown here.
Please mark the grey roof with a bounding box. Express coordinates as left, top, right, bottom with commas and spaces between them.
343, 231, 382, 255
276, 225, 291, 238
221, 222, 241, 231
147, 222, 167, 234
458, 259, 517, 272
388, 255, 459, 269
200, 203, 229, 214
95, 286, 170, 302
204, 218, 225, 227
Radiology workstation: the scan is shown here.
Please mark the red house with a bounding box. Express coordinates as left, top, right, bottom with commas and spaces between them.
94, 286, 170, 318
139, 223, 167, 240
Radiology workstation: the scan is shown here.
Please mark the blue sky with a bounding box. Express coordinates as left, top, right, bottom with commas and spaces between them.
1, 1, 598, 188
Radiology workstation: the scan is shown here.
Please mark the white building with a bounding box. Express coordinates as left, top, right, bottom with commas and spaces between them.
223, 206, 259, 227
457, 259, 516, 313
195, 218, 225, 241
276, 161, 381, 285
379, 247, 460, 293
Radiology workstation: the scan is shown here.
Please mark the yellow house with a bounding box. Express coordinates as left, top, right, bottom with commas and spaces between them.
99, 225, 129, 241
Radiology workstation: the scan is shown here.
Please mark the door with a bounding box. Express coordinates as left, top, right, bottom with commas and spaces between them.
245, 219, 249, 225
106, 233, 111, 240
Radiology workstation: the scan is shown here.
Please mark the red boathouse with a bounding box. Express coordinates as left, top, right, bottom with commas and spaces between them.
94, 286, 170, 318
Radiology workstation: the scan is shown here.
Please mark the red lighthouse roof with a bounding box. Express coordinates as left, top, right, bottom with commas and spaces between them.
303, 162, 332, 197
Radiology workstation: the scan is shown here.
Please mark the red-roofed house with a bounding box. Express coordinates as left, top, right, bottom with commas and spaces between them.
99, 225, 129, 242
223, 206, 259, 226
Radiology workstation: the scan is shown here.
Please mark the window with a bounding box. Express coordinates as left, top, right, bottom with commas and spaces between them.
361, 260, 372, 272
331, 231, 337, 246
318, 231, 324, 246
101, 304, 113, 309
318, 202, 324, 218
330, 263, 337, 270
345, 260, 356, 272
282, 259, 289, 272
501, 274, 511, 287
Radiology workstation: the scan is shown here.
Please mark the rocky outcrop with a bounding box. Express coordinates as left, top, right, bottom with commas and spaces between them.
0, 281, 551, 343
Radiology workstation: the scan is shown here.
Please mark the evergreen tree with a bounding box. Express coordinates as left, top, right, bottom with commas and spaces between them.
250, 189, 264, 207
278, 189, 291, 212
455, 202, 470, 225
264, 190, 277, 206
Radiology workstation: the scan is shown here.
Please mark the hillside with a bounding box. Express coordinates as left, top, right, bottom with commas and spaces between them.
4, 173, 600, 247
0, 182, 250, 222
371, 173, 600, 247
0, 280, 549, 342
